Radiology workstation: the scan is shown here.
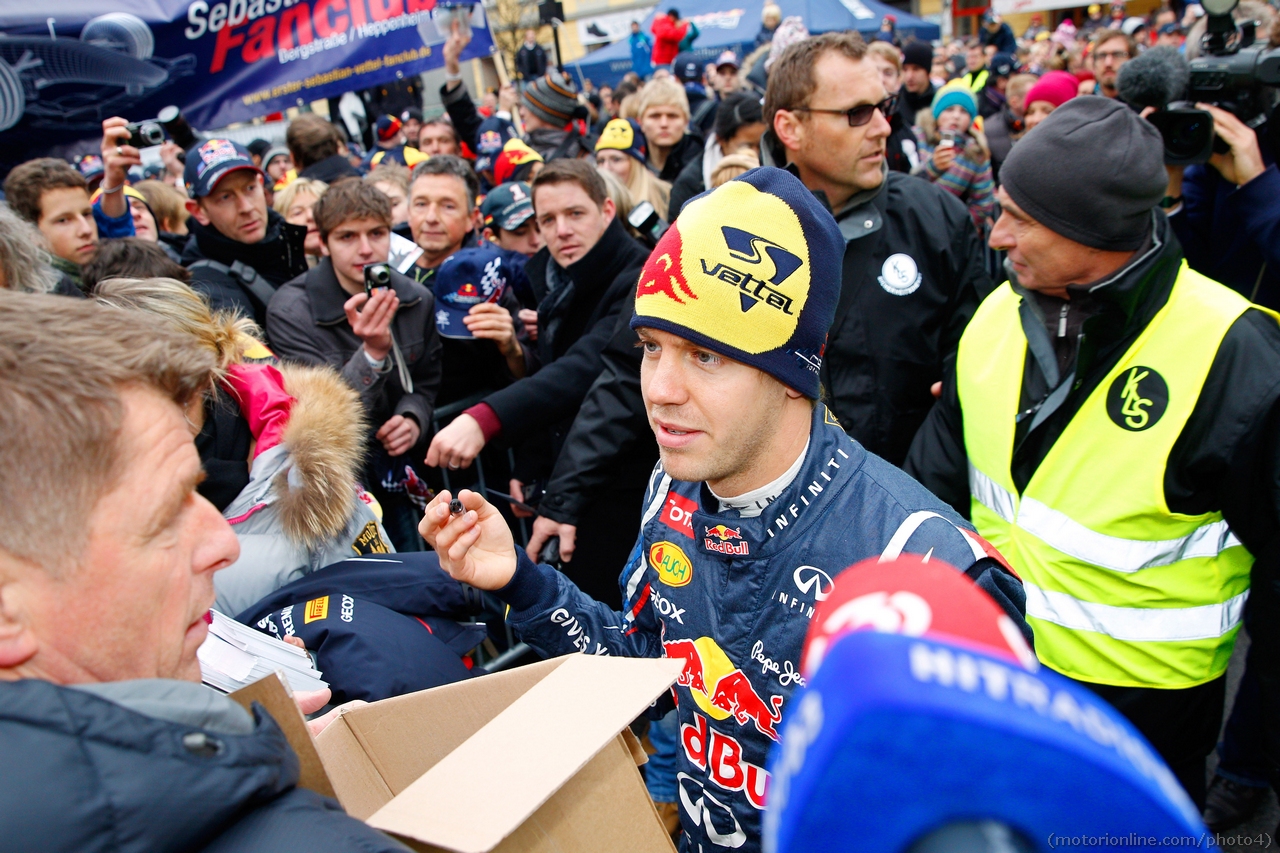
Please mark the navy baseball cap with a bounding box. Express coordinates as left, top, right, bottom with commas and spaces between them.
673, 52, 702, 83
184, 138, 263, 198
73, 153, 104, 181
376, 114, 403, 142
989, 52, 1016, 77
433, 247, 510, 340
480, 182, 534, 232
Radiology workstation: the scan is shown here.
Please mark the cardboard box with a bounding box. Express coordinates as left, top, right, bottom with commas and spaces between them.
315, 653, 683, 853
229, 671, 336, 801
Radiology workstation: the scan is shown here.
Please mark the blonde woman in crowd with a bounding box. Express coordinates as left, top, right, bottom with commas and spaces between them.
272, 177, 328, 266
594, 118, 671, 221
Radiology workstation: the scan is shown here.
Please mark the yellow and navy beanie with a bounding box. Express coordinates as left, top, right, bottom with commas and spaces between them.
595, 118, 648, 163
629, 167, 842, 398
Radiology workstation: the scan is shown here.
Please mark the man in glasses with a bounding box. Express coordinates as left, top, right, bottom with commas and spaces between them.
762, 31, 992, 467
1089, 29, 1137, 99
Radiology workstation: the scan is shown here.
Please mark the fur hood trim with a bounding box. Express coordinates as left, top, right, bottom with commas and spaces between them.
273, 363, 368, 548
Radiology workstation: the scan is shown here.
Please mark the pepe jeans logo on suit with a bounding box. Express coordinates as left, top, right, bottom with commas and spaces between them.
878, 253, 922, 296
1106, 366, 1169, 431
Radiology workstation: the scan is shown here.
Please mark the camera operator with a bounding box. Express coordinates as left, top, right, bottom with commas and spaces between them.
267, 179, 442, 550
1165, 103, 1280, 308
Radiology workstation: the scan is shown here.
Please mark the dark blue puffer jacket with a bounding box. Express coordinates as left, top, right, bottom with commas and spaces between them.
0, 678, 408, 853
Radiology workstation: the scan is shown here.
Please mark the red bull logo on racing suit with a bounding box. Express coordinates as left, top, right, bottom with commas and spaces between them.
662, 635, 777, 813
663, 635, 784, 742
703, 524, 750, 557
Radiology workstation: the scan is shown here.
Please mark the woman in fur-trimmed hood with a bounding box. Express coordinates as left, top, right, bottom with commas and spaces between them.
95, 277, 394, 617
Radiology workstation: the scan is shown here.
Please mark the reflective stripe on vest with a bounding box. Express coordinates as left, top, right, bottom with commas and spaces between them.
957, 265, 1268, 688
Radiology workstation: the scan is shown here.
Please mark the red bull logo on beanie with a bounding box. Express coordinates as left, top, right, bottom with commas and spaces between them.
649, 541, 693, 587
662, 635, 786, 742
634, 179, 812, 355
703, 524, 749, 556
638, 231, 698, 306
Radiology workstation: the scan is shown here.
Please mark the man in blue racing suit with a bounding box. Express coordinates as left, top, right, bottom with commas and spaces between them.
421, 168, 1029, 853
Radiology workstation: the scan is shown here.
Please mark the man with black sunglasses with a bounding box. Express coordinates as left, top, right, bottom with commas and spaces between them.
762, 31, 993, 467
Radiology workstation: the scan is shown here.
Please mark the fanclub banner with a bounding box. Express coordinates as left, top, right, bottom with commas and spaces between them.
0, 0, 493, 144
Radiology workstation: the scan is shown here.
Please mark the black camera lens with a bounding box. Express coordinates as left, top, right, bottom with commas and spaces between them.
364, 263, 392, 288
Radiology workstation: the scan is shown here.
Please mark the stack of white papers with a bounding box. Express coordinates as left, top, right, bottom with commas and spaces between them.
199, 610, 328, 694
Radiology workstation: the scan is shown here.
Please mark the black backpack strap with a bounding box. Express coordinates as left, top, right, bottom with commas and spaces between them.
188, 259, 278, 308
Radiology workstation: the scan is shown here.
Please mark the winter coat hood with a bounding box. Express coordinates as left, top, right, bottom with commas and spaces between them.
213, 361, 393, 616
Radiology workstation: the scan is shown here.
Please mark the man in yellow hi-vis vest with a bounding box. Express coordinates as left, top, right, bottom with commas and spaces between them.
906, 97, 1280, 811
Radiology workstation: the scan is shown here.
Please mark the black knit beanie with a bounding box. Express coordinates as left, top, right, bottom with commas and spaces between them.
1000, 97, 1166, 252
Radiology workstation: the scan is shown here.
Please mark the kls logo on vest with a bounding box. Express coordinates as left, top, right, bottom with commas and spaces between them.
1106, 365, 1169, 431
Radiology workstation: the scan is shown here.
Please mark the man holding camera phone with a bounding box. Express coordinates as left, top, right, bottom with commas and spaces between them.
267, 179, 442, 547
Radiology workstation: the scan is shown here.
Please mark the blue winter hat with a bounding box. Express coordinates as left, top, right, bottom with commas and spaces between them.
765, 631, 1209, 853
932, 81, 979, 120
433, 247, 510, 340
630, 167, 842, 398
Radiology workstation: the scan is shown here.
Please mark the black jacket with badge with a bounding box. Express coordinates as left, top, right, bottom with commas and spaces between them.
482, 216, 648, 464
815, 165, 992, 465
0, 677, 409, 853
265, 257, 442, 442
183, 209, 310, 328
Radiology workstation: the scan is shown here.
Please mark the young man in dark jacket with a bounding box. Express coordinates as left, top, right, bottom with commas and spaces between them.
427, 160, 649, 604
267, 178, 442, 549
180, 139, 309, 327
420, 169, 1028, 853
515, 29, 548, 82
0, 293, 408, 853
288, 113, 363, 183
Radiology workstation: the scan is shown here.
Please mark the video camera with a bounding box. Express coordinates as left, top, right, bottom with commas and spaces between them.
126, 105, 201, 152
1118, 0, 1280, 164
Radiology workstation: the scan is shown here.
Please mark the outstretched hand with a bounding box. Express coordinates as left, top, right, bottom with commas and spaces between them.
418, 489, 518, 590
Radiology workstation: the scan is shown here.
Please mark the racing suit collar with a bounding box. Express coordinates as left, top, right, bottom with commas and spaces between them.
689, 404, 863, 561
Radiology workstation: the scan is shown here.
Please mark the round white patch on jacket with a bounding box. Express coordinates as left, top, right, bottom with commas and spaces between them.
878, 253, 923, 296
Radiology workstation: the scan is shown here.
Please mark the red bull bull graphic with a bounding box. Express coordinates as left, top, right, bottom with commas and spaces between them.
637, 224, 698, 305
703, 524, 749, 557
681, 711, 769, 810
663, 635, 786, 742
649, 541, 693, 587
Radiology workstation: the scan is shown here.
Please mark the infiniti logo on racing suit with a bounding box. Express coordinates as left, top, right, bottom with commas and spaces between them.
792, 566, 834, 601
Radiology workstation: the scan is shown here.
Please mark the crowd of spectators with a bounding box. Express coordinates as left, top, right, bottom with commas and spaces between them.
2, 4, 1280, 850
